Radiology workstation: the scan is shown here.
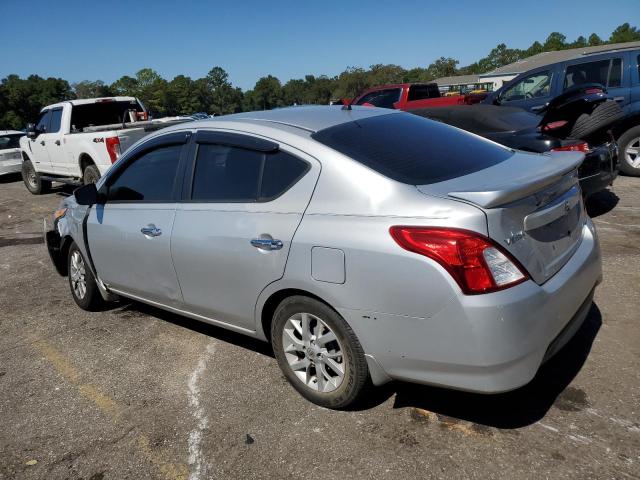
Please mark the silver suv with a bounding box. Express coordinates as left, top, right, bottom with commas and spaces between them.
45, 106, 602, 408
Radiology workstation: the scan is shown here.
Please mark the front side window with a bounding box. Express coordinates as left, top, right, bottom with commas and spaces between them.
355, 88, 402, 109
49, 108, 63, 133
501, 71, 552, 102
106, 145, 182, 202
563, 59, 621, 89
36, 110, 51, 132
191, 144, 309, 202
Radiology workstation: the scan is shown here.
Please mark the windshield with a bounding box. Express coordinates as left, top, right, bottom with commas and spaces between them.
312, 113, 513, 185
0, 133, 24, 149
70, 100, 145, 132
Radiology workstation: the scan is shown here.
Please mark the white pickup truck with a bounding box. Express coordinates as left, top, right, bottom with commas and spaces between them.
19, 97, 189, 194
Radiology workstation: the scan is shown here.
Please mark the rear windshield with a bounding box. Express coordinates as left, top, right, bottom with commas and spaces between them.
0, 133, 24, 149
311, 113, 513, 185
70, 100, 144, 132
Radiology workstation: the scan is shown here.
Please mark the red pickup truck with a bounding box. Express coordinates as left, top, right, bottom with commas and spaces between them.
348, 83, 487, 110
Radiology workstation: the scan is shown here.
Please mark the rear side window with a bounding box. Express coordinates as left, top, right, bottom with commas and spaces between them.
191, 145, 309, 202
260, 151, 309, 200
407, 84, 440, 101
107, 145, 182, 202
49, 109, 63, 133
312, 113, 513, 185
609, 58, 622, 88
564, 58, 623, 89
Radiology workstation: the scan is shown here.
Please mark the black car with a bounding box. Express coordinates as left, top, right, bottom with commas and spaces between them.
412, 85, 621, 197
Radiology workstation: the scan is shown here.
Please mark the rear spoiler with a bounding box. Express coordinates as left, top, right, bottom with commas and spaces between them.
446, 151, 584, 208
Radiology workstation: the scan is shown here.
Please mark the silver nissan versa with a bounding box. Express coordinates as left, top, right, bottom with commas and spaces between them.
45, 106, 602, 409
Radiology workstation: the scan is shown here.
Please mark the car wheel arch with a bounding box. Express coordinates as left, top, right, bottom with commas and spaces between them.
79, 153, 95, 173
258, 287, 340, 343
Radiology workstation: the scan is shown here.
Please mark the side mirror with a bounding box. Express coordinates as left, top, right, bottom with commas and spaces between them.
74, 183, 100, 205
26, 123, 37, 139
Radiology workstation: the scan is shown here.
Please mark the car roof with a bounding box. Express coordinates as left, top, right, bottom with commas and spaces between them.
174, 105, 400, 134
43, 97, 138, 110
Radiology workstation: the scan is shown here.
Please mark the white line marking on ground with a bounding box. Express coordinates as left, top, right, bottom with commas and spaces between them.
187, 343, 215, 480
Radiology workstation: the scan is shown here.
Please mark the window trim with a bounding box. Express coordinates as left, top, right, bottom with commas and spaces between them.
99, 130, 191, 204
184, 130, 310, 204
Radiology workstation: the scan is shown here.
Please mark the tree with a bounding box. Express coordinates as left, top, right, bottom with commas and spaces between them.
609, 23, 640, 43
251, 75, 283, 110
205, 67, 243, 115
165, 75, 202, 115
427, 57, 459, 79
543, 32, 567, 51
588, 33, 603, 46
570, 36, 587, 48
73, 80, 112, 99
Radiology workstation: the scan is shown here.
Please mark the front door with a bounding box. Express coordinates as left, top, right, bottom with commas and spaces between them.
171, 132, 319, 330
87, 137, 189, 306
29, 110, 52, 171
44, 107, 68, 174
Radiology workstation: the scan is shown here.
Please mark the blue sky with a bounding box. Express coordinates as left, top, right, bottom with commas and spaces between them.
0, 0, 637, 90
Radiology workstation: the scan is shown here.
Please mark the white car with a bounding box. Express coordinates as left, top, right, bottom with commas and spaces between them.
0, 130, 25, 176
19, 97, 189, 194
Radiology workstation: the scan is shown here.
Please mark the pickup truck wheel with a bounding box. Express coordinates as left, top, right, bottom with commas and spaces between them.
68, 241, 104, 311
271, 296, 369, 409
21, 159, 51, 195
83, 165, 101, 185
618, 126, 640, 177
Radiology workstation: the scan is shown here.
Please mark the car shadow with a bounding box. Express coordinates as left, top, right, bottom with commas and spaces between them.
112, 300, 275, 358
586, 189, 619, 218
0, 172, 21, 184
387, 303, 602, 428
110, 299, 601, 427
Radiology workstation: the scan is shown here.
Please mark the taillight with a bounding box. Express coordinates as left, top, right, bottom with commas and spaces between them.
389, 226, 528, 295
105, 136, 121, 163
551, 142, 590, 153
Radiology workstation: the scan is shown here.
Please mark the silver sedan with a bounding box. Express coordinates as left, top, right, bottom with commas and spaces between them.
45, 106, 602, 408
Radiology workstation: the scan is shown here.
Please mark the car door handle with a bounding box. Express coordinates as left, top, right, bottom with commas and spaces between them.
40, 140, 45, 146
55, 140, 61, 146
141, 224, 162, 237
250, 237, 283, 250
530, 104, 545, 113
613, 96, 625, 103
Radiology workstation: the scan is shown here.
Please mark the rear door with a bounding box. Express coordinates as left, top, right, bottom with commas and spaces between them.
170, 130, 320, 330
87, 131, 191, 306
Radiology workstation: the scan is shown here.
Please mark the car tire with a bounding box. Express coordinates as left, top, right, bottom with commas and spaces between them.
67, 241, 104, 311
21, 159, 51, 195
617, 125, 640, 177
83, 164, 101, 185
569, 100, 624, 140
271, 295, 369, 409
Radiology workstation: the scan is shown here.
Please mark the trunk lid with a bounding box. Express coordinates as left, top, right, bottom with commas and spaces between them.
417, 150, 586, 284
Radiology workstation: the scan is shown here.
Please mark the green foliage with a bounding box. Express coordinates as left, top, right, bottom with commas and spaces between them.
1, 23, 638, 128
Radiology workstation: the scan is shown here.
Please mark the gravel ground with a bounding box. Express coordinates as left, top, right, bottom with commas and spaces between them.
0, 173, 638, 480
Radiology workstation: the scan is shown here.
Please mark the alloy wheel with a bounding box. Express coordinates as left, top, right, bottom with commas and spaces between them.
70, 250, 87, 299
281, 312, 345, 393
625, 137, 640, 168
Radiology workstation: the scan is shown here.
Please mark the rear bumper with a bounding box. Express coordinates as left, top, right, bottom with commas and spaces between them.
340, 219, 602, 392
0, 160, 21, 176
578, 143, 618, 197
